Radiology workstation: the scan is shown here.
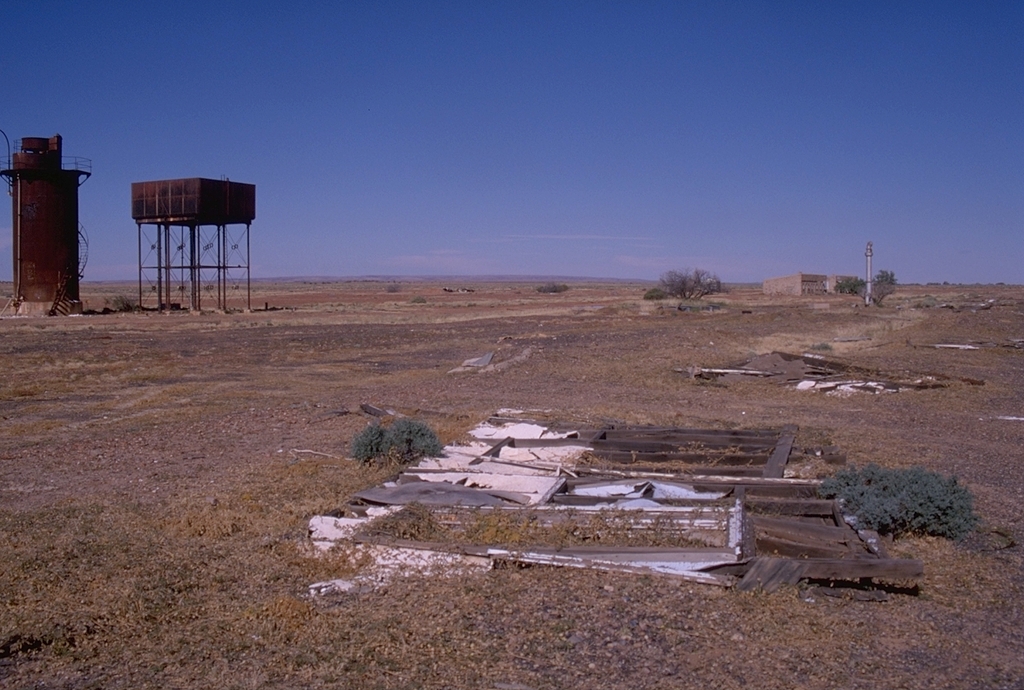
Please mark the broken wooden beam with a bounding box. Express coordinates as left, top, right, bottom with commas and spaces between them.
762, 425, 797, 478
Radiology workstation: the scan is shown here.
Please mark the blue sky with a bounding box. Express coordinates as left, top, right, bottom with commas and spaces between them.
2, 2, 1021, 283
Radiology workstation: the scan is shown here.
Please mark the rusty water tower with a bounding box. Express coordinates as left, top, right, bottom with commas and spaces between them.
1, 135, 91, 315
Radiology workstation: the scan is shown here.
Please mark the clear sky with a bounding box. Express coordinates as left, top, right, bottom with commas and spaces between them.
2, 2, 1021, 284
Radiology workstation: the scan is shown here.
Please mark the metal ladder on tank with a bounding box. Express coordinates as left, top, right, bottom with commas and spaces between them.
48, 224, 89, 316
48, 271, 74, 316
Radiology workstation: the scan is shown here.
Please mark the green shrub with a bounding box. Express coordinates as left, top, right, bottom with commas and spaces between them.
835, 277, 865, 295
871, 270, 897, 305
536, 283, 569, 294
409, 296, 427, 304
385, 418, 444, 462
819, 464, 978, 540
643, 287, 668, 300
350, 424, 389, 462
350, 419, 443, 465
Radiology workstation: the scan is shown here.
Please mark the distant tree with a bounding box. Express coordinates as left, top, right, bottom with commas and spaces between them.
835, 277, 865, 295
659, 268, 722, 300
871, 270, 897, 305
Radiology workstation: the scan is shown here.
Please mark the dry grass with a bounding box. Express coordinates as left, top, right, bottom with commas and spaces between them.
0, 280, 1022, 688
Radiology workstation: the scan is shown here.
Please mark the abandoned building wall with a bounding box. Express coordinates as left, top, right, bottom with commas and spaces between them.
763, 273, 853, 296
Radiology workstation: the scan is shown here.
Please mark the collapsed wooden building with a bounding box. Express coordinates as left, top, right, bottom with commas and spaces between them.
310, 414, 922, 595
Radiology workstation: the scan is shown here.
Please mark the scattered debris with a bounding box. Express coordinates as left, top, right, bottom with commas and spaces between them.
679, 351, 982, 393
936, 298, 998, 312
917, 339, 1023, 350
448, 347, 537, 375
309, 415, 921, 595
360, 403, 399, 417
288, 448, 339, 460
447, 351, 494, 373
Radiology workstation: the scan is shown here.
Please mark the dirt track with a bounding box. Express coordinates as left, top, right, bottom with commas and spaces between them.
1, 281, 1022, 689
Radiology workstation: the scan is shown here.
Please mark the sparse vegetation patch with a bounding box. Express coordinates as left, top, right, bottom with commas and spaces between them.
819, 464, 978, 540
351, 419, 443, 465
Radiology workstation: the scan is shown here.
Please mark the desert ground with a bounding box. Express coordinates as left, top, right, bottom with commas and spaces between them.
0, 279, 1022, 689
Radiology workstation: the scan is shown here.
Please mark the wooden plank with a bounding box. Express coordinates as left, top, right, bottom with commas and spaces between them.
755, 535, 861, 559
481, 436, 514, 457
502, 437, 594, 448
536, 476, 567, 505
832, 500, 846, 528
753, 515, 860, 542
591, 439, 776, 452
600, 426, 779, 439
736, 557, 807, 593
522, 545, 737, 560
739, 510, 757, 561
745, 497, 838, 517
762, 425, 797, 478
589, 450, 771, 465
693, 484, 820, 499
574, 466, 765, 478
799, 557, 923, 580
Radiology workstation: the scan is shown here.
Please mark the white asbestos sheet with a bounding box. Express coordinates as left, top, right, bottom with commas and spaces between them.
651, 482, 729, 500
366, 545, 491, 575
407, 461, 556, 477
569, 480, 727, 500
309, 544, 493, 592
496, 445, 590, 464
469, 423, 577, 440
401, 472, 564, 505
415, 440, 588, 471
309, 515, 365, 541
484, 548, 735, 585
572, 481, 651, 498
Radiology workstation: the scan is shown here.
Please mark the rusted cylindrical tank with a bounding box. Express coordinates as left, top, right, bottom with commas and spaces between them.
1, 135, 90, 315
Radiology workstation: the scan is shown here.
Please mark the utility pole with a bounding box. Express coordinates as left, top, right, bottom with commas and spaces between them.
865, 241, 873, 306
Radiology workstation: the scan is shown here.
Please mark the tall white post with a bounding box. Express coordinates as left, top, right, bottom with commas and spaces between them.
865, 241, 873, 306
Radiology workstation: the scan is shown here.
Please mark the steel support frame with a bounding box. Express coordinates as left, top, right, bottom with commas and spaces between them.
136, 221, 250, 312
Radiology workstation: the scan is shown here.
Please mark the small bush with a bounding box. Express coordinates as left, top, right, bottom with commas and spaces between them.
350, 424, 389, 463
350, 419, 443, 465
385, 283, 402, 293
536, 283, 569, 294
107, 295, 137, 312
409, 296, 427, 304
871, 270, 897, 305
643, 287, 668, 301
658, 268, 721, 300
819, 464, 978, 540
835, 277, 865, 295
809, 342, 833, 351
386, 418, 444, 462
